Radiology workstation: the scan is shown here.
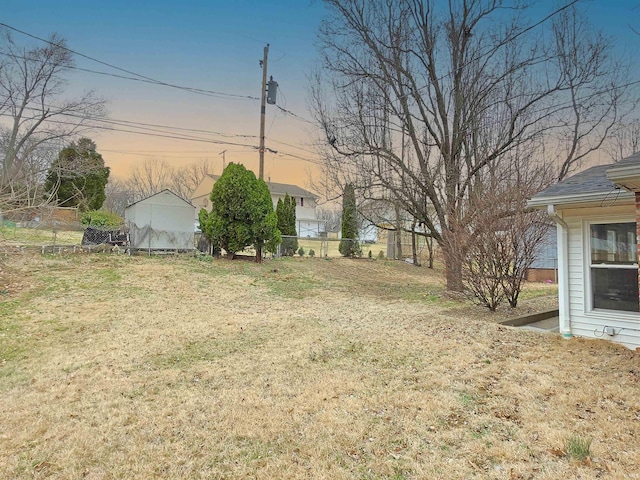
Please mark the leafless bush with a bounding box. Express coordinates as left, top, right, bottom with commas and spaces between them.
453, 157, 553, 310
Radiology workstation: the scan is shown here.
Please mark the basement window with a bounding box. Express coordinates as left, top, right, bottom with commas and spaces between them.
589, 222, 639, 312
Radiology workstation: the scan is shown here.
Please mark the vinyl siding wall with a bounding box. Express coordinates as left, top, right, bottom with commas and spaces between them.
563, 205, 640, 349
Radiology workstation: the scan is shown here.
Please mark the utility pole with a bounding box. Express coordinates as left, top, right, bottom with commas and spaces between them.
219, 150, 226, 172
258, 44, 269, 180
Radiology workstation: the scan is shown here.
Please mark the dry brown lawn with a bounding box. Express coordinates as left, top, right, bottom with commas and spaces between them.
0, 253, 638, 479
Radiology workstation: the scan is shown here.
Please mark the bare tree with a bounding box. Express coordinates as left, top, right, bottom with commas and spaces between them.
606, 119, 640, 161
316, 206, 342, 233
457, 167, 551, 310
127, 158, 174, 200
103, 177, 136, 216
126, 157, 214, 201
312, 0, 631, 291
550, 6, 632, 180
170, 158, 215, 200
0, 30, 106, 218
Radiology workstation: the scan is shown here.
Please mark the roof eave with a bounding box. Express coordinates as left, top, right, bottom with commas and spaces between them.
527, 190, 635, 209
606, 165, 640, 191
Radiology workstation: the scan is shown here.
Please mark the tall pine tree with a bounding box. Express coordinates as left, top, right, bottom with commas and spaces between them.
276, 193, 298, 256
339, 183, 360, 257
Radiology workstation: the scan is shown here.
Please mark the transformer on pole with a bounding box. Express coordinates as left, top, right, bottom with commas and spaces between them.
267, 76, 278, 105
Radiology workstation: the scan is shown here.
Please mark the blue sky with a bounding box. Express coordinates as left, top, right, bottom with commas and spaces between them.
2, 0, 639, 185
3, 0, 326, 183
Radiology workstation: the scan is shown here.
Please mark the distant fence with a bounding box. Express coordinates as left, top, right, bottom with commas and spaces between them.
1, 221, 129, 256
275, 235, 437, 263
2, 222, 438, 264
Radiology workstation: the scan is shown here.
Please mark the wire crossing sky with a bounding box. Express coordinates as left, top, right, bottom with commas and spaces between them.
1, 0, 639, 186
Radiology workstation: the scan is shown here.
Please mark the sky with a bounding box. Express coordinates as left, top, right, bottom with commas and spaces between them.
2, 0, 639, 191
2, 0, 327, 187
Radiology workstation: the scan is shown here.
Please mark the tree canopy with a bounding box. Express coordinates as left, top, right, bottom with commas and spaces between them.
208, 163, 280, 262
44, 138, 110, 211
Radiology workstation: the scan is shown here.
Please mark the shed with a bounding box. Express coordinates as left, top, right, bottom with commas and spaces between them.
125, 190, 196, 251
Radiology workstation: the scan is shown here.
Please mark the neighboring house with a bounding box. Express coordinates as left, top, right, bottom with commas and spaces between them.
191, 174, 325, 238
526, 224, 558, 282
125, 189, 196, 251
528, 152, 640, 350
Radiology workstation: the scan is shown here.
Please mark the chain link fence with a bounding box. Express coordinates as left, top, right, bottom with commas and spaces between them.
0, 220, 130, 255
275, 234, 436, 262
1, 220, 437, 264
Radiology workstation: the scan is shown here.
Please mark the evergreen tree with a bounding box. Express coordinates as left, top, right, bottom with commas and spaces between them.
44, 138, 110, 211
197, 208, 217, 256
209, 163, 280, 262
276, 193, 298, 256
251, 178, 281, 262
339, 183, 361, 257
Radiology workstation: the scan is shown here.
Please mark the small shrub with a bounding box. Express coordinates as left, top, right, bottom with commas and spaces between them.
308, 249, 315, 257
81, 210, 123, 228
298, 247, 305, 257
565, 435, 592, 462
368, 250, 372, 258
377, 250, 385, 260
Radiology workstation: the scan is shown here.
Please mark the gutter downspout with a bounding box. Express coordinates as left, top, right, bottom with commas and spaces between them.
547, 205, 572, 338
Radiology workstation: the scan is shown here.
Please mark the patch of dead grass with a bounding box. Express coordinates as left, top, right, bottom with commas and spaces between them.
0, 253, 637, 479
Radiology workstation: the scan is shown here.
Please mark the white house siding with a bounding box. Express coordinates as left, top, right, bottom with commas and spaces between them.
562, 205, 640, 350
126, 191, 195, 250
297, 219, 324, 238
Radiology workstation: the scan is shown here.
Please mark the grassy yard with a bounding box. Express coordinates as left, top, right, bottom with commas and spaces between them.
0, 253, 637, 479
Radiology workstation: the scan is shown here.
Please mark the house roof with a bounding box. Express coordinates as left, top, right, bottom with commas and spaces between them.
196, 174, 318, 199
606, 151, 640, 190
527, 163, 635, 208
126, 189, 196, 210
265, 180, 318, 199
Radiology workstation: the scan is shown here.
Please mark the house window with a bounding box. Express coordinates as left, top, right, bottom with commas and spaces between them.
589, 222, 638, 312
300, 197, 304, 207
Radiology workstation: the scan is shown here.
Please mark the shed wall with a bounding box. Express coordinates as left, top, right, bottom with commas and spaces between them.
125, 193, 195, 250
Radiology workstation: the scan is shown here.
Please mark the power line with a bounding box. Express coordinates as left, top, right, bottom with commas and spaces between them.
0, 23, 259, 101
67, 64, 260, 101
58, 111, 258, 139
274, 85, 315, 124
271, 150, 324, 167
0, 113, 260, 148
14, 102, 323, 159
275, 104, 315, 125
12, 103, 259, 142
265, 136, 317, 155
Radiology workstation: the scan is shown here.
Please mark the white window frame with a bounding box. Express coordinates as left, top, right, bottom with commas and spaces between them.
584, 218, 639, 315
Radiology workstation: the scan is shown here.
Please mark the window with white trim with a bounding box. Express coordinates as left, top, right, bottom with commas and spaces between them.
589, 222, 639, 312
